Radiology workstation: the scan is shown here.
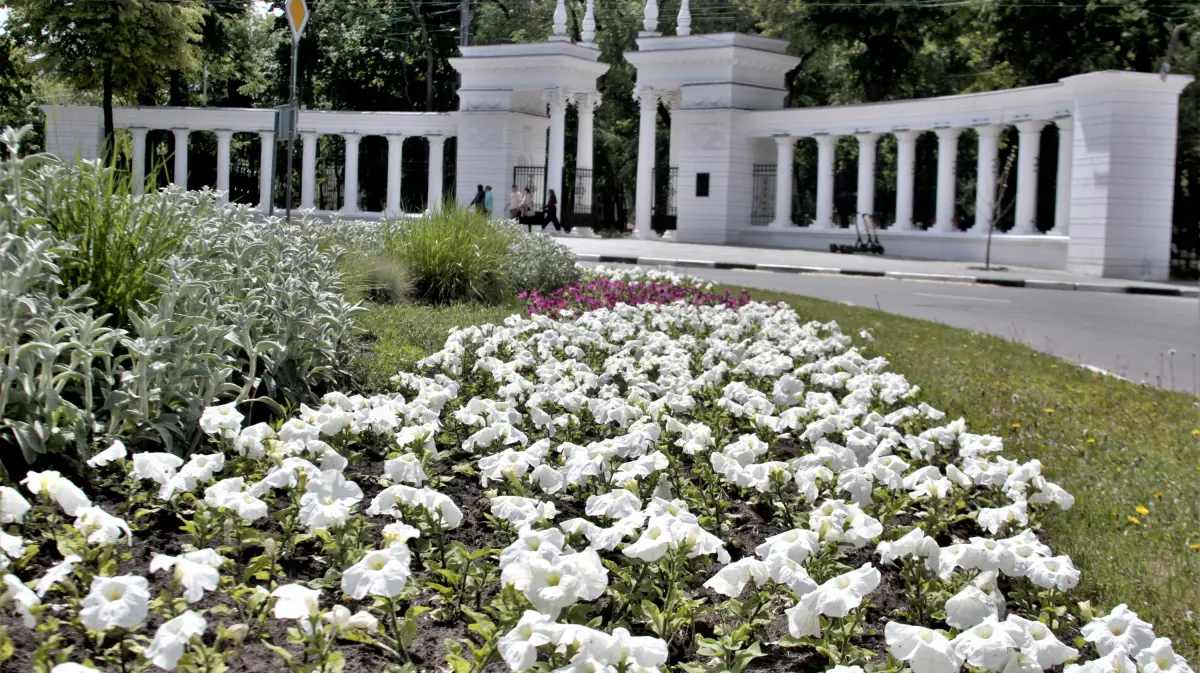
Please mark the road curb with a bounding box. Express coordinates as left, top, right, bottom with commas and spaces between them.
580, 254, 1200, 298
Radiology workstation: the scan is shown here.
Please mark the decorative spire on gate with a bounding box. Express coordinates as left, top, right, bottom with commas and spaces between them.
641, 0, 661, 36
581, 0, 597, 45
550, 0, 569, 41
677, 0, 692, 36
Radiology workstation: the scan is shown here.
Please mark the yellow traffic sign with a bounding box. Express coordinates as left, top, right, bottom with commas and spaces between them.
286, 0, 309, 42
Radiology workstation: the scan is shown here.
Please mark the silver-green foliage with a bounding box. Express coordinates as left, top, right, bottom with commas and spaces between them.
501, 222, 581, 295
0, 126, 361, 466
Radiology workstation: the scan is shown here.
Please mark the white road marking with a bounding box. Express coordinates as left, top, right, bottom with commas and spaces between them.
912, 292, 1012, 304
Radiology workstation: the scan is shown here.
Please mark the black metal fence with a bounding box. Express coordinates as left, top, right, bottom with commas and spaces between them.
565, 167, 598, 229
652, 166, 678, 232
751, 164, 776, 226
513, 165, 546, 214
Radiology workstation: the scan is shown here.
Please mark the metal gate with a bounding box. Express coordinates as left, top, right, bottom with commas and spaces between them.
564, 166, 598, 229
651, 166, 678, 232
751, 164, 775, 226
512, 165, 546, 213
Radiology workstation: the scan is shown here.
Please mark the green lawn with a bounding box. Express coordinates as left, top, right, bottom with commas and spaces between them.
351, 287, 1200, 658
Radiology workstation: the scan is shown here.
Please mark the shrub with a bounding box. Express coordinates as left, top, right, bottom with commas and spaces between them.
0, 129, 362, 471
340, 250, 414, 305
503, 224, 582, 294
383, 206, 514, 305
5, 129, 203, 324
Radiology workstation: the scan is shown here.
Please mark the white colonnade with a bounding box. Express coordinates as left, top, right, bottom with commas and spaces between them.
763, 118, 1074, 235
108, 108, 456, 216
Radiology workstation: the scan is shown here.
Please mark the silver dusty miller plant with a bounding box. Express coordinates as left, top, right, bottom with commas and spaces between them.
0, 125, 362, 468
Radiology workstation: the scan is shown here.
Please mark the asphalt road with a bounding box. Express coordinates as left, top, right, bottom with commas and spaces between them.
670, 268, 1200, 394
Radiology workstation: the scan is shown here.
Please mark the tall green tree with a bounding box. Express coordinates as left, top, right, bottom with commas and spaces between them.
6, 0, 206, 153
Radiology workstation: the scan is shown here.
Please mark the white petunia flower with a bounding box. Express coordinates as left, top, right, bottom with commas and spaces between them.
1006, 615, 1078, 669
490, 496, 557, 528
2, 574, 40, 628
0, 487, 31, 524
298, 470, 363, 531
80, 575, 150, 631
73, 506, 132, 545
384, 453, 427, 485
87, 440, 128, 467
500, 548, 608, 618
35, 554, 81, 597
703, 558, 770, 598
1025, 555, 1080, 592
150, 550, 224, 603
271, 583, 322, 621
877, 528, 940, 569
786, 564, 881, 638
1136, 638, 1193, 673
501, 527, 565, 569
952, 616, 1028, 672
945, 585, 1001, 630
145, 610, 206, 671
1081, 604, 1156, 658
342, 546, 411, 599
977, 502, 1029, 535
499, 610, 555, 671
886, 622, 964, 673
586, 489, 643, 520
323, 605, 379, 634
199, 403, 244, 439
22, 470, 91, 516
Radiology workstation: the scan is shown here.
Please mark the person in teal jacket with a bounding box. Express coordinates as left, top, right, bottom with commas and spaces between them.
483, 186, 494, 215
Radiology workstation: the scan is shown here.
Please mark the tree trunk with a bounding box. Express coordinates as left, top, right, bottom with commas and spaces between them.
102, 60, 115, 163
169, 70, 187, 106
411, 0, 434, 111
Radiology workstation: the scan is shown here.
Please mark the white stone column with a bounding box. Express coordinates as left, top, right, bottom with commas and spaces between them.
855, 133, 879, 228
1013, 120, 1046, 234
662, 90, 682, 170
575, 93, 599, 170
130, 127, 148, 196
258, 131, 274, 214
933, 127, 961, 232
771, 135, 794, 229
427, 136, 445, 210
172, 129, 189, 188
386, 135, 404, 218
300, 132, 317, 209
974, 125, 1002, 232
813, 134, 837, 229
342, 133, 360, 215
894, 130, 918, 229
215, 130, 233, 204
1051, 117, 1074, 235
544, 89, 568, 215
634, 86, 659, 238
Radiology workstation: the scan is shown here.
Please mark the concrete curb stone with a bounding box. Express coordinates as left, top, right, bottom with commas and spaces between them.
576, 253, 1199, 298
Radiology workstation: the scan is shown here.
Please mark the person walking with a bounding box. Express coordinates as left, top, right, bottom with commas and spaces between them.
520, 188, 533, 217
543, 189, 561, 232
469, 184, 485, 213
484, 186, 494, 215
507, 185, 522, 219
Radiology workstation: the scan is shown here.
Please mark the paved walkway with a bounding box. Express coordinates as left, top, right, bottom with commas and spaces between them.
558, 236, 1199, 295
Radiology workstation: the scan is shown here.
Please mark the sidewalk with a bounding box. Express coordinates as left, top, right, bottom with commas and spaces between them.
558, 236, 1199, 297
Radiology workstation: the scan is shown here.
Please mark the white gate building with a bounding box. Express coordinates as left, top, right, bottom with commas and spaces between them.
40, 0, 1192, 280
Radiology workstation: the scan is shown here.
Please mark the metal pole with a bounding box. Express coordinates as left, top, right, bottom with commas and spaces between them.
286, 37, 298, 224
460, 0, 469, 46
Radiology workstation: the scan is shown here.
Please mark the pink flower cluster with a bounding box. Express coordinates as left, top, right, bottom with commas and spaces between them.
520, 278, 752, 316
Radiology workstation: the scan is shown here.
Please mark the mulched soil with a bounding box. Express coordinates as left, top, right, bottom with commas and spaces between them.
2, 434, 1040, 673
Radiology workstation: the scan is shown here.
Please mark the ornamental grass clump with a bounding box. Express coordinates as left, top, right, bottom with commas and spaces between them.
383, 206, 515, 305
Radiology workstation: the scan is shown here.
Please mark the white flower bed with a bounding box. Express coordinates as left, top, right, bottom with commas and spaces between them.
0, 301, 1189, 673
